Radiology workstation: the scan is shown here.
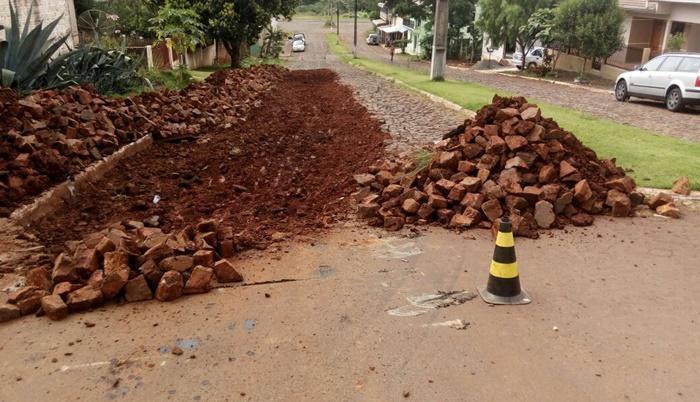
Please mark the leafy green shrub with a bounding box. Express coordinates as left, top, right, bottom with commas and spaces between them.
142, 65, 192, 91
666, 33, 685, 52
39, 46, 144, 94
261, 29, 286, 59
0, 1, 70, 94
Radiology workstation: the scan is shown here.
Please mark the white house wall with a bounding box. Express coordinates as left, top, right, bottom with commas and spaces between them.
666, 3, 700, 23
0, 0, 78, 51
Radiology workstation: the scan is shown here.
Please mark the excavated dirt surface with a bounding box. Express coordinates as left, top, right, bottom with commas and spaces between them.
32, 69, 387, 255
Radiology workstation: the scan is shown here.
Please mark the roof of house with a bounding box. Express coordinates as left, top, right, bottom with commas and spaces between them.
379, 25, 412, 34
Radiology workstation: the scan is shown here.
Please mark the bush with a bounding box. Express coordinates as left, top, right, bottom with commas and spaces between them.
39, 46, 144, 94
666, 33, 685, 52
142, 65, 192, 91
261, 30, 286, 59
529, 64, 551, 77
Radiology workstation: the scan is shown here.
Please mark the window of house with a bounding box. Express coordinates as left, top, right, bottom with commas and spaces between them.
643, 56, 666, 71
677, 57, 700, 73
670, 21, 686, 35
659, 56, 683, 71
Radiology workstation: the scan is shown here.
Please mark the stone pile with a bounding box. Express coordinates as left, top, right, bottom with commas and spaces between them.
352, 95, 675, 237
0, 65, 284, 213
0, 218, 243, 322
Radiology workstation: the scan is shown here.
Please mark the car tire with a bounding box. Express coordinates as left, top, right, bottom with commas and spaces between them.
527, 62, 537, 70
665, 87, 685, 112
615, 80, 629, 102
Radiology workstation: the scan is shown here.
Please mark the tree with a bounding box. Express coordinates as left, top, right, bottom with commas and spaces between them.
94, 0, 159, 38
554, 0, 624, 76
386, 0, 480, 61
477, 0, 554, 68
150, 3, 207, 67
150, 0, 299, 68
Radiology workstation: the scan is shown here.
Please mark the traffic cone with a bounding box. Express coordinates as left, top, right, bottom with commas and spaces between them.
478, 216, 532, 305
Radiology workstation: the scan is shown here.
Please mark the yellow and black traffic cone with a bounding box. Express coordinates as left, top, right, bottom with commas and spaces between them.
478, 216, 532, 305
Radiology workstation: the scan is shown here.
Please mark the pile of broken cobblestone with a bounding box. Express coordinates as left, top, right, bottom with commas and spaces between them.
0, 65, 284, 213
0, 219, 242, 322
353, 95, 681, 237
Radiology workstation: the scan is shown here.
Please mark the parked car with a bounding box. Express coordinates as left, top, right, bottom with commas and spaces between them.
292, 33, 306, 43
292, 39, 305, 52
512, 47, 545, 70
366, 34, 379, 46
614, 53, 700, 112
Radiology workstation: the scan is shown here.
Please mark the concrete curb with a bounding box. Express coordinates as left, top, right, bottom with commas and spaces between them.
489, 71, 615, 95
637, 187, 700, 203
347, 60, 476, 119
10, 135, 154, 226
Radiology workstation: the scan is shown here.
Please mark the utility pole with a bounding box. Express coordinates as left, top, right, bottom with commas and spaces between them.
430, 0, 448, 80
353, 0, 358, 58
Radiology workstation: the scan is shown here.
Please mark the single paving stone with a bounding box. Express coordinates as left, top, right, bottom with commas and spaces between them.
184, 266, 214, 294
125, 275, 153, 302
213, 260, 243, 283
41, 295, 68, 320
0, 304, 21, 322
155, 271, 184, 301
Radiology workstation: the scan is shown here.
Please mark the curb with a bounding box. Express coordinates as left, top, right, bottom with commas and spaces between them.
490, 71, 615, 95
637, 187, 700, 203
10, 135, 154, 226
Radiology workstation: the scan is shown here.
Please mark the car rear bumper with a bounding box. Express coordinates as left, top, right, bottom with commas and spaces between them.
683, 88, 700, 102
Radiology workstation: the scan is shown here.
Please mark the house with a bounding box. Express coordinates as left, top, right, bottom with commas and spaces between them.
479, 0, 700, 78
609, 0, 700, 69
0, 0, 80, 51
373, 2, 421, 55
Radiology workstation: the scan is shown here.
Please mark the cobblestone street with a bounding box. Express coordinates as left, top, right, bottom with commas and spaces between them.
280, 19, 467, 152
332, 19, 700, 143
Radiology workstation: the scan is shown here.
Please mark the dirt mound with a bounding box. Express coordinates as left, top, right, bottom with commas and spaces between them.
0, 65, 283, 214
30, 68, 386, 256
352, 95, 669, 237
0, 68, 387, 322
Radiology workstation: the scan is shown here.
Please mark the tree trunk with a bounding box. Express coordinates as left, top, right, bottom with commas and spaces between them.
223, 40, 242, 68
518, 40, 527, 70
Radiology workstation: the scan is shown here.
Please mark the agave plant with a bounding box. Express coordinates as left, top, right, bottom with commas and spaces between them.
40, 46, 144, 94
0, 1, 70, 94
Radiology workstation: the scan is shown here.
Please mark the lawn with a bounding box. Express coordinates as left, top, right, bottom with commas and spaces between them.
326, 33, 700, 190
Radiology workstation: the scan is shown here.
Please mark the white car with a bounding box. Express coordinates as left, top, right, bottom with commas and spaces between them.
614, 53, 700, 112
512, 47, 545, 70
292, 39, 305, 52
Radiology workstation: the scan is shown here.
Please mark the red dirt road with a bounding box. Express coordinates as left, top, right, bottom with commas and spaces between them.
32, 69, 387, 255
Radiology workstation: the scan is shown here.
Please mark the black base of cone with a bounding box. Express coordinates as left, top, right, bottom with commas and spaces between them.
478, 286, 532, 305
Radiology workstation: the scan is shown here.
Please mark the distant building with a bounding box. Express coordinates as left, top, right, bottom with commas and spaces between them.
0, 0, 79, 51
480, 0, 700, 72
373, 2, 421, 55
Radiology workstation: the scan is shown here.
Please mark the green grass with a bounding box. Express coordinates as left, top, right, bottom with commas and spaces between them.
326, 33, 700, 189
190, 64, 227, 81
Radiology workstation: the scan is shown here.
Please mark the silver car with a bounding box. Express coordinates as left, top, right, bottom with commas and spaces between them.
614, 53, 700, 112
511, 47, 545, 70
